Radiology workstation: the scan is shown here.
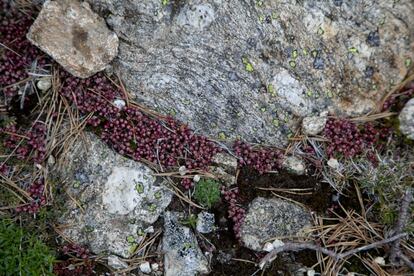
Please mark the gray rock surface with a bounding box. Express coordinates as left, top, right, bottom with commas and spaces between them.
240, 197, 312, 251
28, 0, 118, 78
87, 0, 414, 145
399, 98, 414, 140
162, 212, 209, 276
302, 111, 328, 136
209, 152, 238, 186
107, 255, 128, 270
196, 211, 215, 234
58, 133, 172, 258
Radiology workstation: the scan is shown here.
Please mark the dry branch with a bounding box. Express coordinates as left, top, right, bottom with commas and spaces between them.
389, 188, 413, 266
259, 233, 408, 269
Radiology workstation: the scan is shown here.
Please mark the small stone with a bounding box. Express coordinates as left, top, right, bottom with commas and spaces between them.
307, 269, 316, 276
374, 256, 386, 266
399, 98, 414, 140
196, 212, 215, 234
151, 263, 159, 271
262, 242, 274, 252
139, 262, 151, 274
302, 111, 328, 136
36, 77, 52, 91
27, 0, 118, 78
208, 166, 236, 187
327, 158, 340, 170
47, 155, 55, 166
144, 226, 154, 233
272, 239, 285, 249
107, 255, 128, 270
163, 212, 210, 276
282, 156, 306, 175
211, 153, 238, 174
178, 166, 187, 176
113, 99, 126, 110
193, 175, 201, 182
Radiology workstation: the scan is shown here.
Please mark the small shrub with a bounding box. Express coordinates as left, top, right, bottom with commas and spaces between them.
0, 218, 55, 276
194, 179, 221, 208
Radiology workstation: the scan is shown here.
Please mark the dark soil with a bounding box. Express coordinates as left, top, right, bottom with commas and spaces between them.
8, 93, 40, 127
205, 177, 320, 276
237, 167, 333, 213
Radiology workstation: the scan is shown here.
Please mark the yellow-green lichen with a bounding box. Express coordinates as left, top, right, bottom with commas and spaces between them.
127, 235, 136, 244
73, 180, 80, 189
154, 191, 162, 200
258, 15, 265, 23
242, 57, 254, 72
218, 132, 227, 140
317, 27, 324, 35
302, 49, 308, 56
135, 182, 144, 194
292, 49, 298, 59
348, 47, 359, 54
405, 58, 412, 68
289, 60, 296, 68
267, 84, 277, 97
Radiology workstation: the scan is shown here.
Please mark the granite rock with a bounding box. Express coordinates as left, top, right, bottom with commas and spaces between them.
28, 0, 118, 78
87, 0, 414, 145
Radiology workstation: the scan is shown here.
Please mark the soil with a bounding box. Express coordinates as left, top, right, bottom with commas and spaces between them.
202, 168, 326, 276
237, 167, 333, 213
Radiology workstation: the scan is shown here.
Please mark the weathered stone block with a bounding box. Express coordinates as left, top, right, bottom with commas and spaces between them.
27, 0, 118, 78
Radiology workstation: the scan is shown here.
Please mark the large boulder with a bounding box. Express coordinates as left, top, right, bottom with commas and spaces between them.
28, 0, 118, 78
240, 197, 312, 251
57, 133, 172, 258
87, 0, 414, 145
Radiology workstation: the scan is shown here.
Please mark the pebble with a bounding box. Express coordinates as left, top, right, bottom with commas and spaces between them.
139, 262, 151, 274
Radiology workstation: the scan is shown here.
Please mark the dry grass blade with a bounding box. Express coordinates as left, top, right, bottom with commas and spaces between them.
0, 174, 32, 201
350, 111, 397, 122
257, 187, 313, 195
377, 71, 414, 113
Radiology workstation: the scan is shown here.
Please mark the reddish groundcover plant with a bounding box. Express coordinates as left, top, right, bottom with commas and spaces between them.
323, 118, 389, 160
233, 140, 283, 174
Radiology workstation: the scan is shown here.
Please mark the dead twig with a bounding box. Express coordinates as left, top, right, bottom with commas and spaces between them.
389, 188, 413, 265
259, 233, 408, 269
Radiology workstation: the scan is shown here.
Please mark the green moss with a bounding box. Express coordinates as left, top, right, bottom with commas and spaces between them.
194, 179, 221, 209
0, 219, 55, 276
180, 214, 197, 229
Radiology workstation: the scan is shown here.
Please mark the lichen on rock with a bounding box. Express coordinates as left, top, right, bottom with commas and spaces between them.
86, 0, 414, 145
58, 133, 172, 258
240, 197, 312, 251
